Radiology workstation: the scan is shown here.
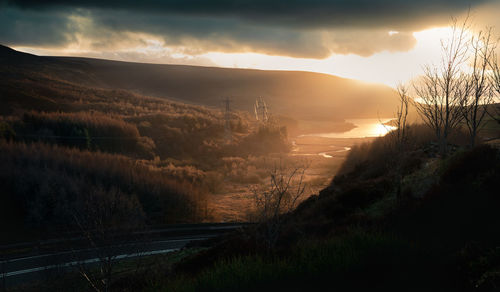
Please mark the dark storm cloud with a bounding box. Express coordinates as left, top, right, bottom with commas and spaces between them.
87, 10, 332, 57
0, 6, 75, 46
0, 0, 492, 58
0, 6, 332, 58
4, 0, 491, 30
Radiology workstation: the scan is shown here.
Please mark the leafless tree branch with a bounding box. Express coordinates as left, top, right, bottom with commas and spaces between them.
251, 158, 308, 250
412, 16, 471, 155
460, 27, 497, 147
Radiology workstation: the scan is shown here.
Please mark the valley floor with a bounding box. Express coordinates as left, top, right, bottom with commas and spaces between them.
208, 136, 374, 221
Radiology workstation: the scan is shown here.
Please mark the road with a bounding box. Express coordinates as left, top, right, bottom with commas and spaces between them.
0, 223, 247, 288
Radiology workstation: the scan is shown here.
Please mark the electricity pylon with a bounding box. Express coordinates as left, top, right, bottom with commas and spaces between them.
254, 97, 268, 123
223, 97, 232, 143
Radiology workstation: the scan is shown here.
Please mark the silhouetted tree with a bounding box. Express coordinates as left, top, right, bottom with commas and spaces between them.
251, 159, 307, 250
72, 187, 145, 292
412, 17, 470, 155
394, 83, 411, 149
490, 49, 500, 124
391, 83, 411, 202
460, 28, 497, 147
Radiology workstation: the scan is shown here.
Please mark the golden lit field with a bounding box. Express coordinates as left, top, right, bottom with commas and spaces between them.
208, 135, 375, 221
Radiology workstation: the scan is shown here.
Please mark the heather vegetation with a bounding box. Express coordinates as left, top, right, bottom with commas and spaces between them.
0, 52, 291, 244
0, 141, 206, 242
7, 111, 154, 157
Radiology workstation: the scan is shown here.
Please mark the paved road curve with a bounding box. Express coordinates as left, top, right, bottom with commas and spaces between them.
1, 223, 247, 288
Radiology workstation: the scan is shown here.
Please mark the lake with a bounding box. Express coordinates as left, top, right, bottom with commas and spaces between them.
301, 118, 396, 139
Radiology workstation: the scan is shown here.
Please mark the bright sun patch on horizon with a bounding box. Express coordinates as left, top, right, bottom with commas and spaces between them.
202, 26, 456, 88
304, 118, 397, 139
373, 123, 396, 136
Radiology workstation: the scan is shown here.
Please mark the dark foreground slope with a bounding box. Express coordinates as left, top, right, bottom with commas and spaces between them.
149, 127, 500, 292
0, 45, 399, 120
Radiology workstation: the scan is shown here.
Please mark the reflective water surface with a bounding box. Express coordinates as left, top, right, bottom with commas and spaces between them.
302, 119, 396, 139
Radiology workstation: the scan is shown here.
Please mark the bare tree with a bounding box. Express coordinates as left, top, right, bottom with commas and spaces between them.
390, 83, 411, 202
489, 50, 500, 124
72, 187, 145, 292
412, 17, 470, 155
394, 83, 411, 149
251, 159, 307, 250
461, 28, 497, 147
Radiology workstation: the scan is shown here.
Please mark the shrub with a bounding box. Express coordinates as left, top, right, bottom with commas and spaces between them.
0, 141, 206, 241
10, 111, 154, 157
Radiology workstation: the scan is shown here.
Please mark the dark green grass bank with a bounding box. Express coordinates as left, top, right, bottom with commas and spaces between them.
161, 232, 453, 292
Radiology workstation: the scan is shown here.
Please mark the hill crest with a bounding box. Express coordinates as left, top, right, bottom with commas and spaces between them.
1, 45, 399, 120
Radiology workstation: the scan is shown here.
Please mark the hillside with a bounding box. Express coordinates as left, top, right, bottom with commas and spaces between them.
0, 45, 399, 121
141, 127, 500, 292
0, 44, 294, 243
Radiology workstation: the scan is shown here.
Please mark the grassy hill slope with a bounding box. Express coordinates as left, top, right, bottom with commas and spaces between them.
1, 45, 399, 120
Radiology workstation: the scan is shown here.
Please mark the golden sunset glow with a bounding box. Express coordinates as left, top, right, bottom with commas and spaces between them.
304, 119, 397, 139
201, 27, 457, 87
14, 26, 463, 88
374, 123, 397, 136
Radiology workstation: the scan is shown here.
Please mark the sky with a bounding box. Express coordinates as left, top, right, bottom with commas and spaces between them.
1, 0, 499, 87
